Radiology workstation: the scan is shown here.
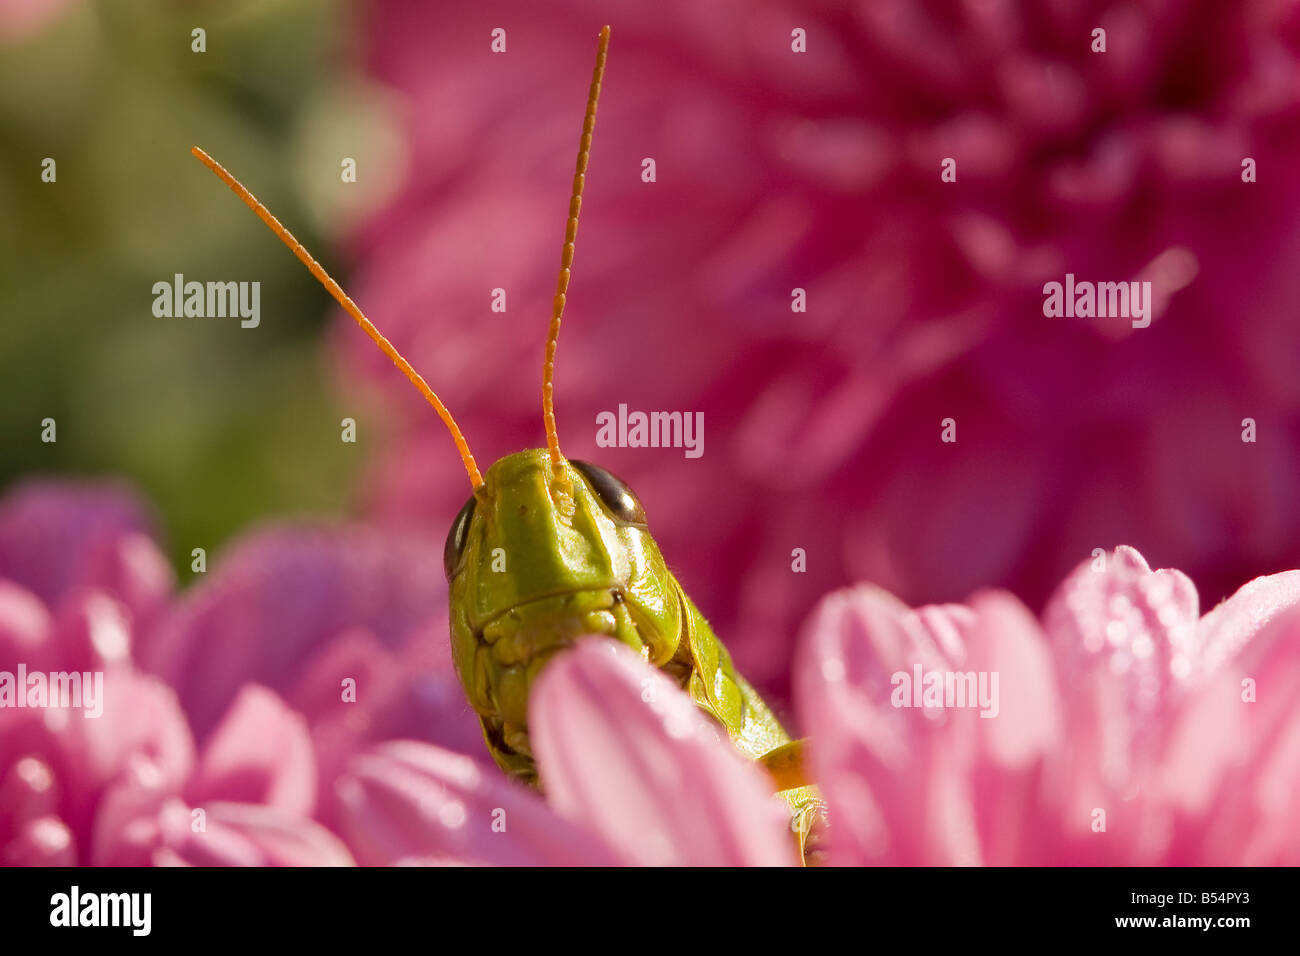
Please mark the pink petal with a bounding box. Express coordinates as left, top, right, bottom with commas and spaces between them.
79, 532, 174, 647
1196, 569, 1300, 677
95, 783, 353, 867
0, 580, 51, 669
966, 591, 1062, 768
49, 590, 134, 671
1043, 545, 1200, 685
287, 627, 483, 817
1163, 602, 1300, 863
73, 670, 195, 794
1037, 546, 1202, 862
961, 591, 1063, 864
185, 684, 317, 816
795, 586, 978, 865
144, 526, 449, 740
0, 481, 168, 621
161, 802, 355, 867
332, 740, 619, 866
1151, 570, 1300, 847
284, 626, 397, 725
530, 638, 796, 867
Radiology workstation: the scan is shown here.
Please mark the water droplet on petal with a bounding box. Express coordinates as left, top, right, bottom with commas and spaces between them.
439, 800, 466, 829
821, 658, 846, 682
14, 757, 53, 794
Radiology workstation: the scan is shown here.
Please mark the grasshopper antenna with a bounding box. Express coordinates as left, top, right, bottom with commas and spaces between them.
542, 24, 609, 481
190, 145, 483, 490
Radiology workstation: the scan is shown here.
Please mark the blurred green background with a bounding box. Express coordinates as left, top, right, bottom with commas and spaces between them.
0, 0, 404, 572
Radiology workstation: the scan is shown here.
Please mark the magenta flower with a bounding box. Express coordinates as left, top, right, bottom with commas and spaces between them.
346, 0, 1300, 707
795, 546, 1300, 865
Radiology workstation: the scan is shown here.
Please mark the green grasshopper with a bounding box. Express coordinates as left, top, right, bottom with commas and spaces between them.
193, 25, 822, 862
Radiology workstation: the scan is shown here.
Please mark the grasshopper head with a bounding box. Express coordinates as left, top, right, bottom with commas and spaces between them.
444, 449, 684, 781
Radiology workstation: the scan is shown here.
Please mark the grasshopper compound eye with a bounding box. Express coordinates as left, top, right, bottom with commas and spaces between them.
571, 460, 647, 526
444, 495, 477, 580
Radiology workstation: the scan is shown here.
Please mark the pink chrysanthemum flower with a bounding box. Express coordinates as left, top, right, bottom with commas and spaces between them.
796, 546, 1300, 865
4, 481, 1298, 866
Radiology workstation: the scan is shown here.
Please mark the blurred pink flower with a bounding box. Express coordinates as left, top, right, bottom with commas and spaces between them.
795, 545, 1300, 864
345, 0, 1300, 707
93, 685, 354, 866
0, 481, 349, 866
0, 480, 526, 866
0, 663, 194, 866
0, 481, 182, 865
7, 481, 1299, 867
0, 481, 792, 868
333, 639, 797, 866
0, 480, 173, 637
142, 525, 486, 830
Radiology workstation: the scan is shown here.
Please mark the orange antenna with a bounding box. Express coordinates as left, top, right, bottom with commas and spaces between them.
191, 146, 483, 490
543, 24, 609, 478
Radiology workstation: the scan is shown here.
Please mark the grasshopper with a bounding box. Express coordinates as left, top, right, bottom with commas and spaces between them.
193, 25, 822, 862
